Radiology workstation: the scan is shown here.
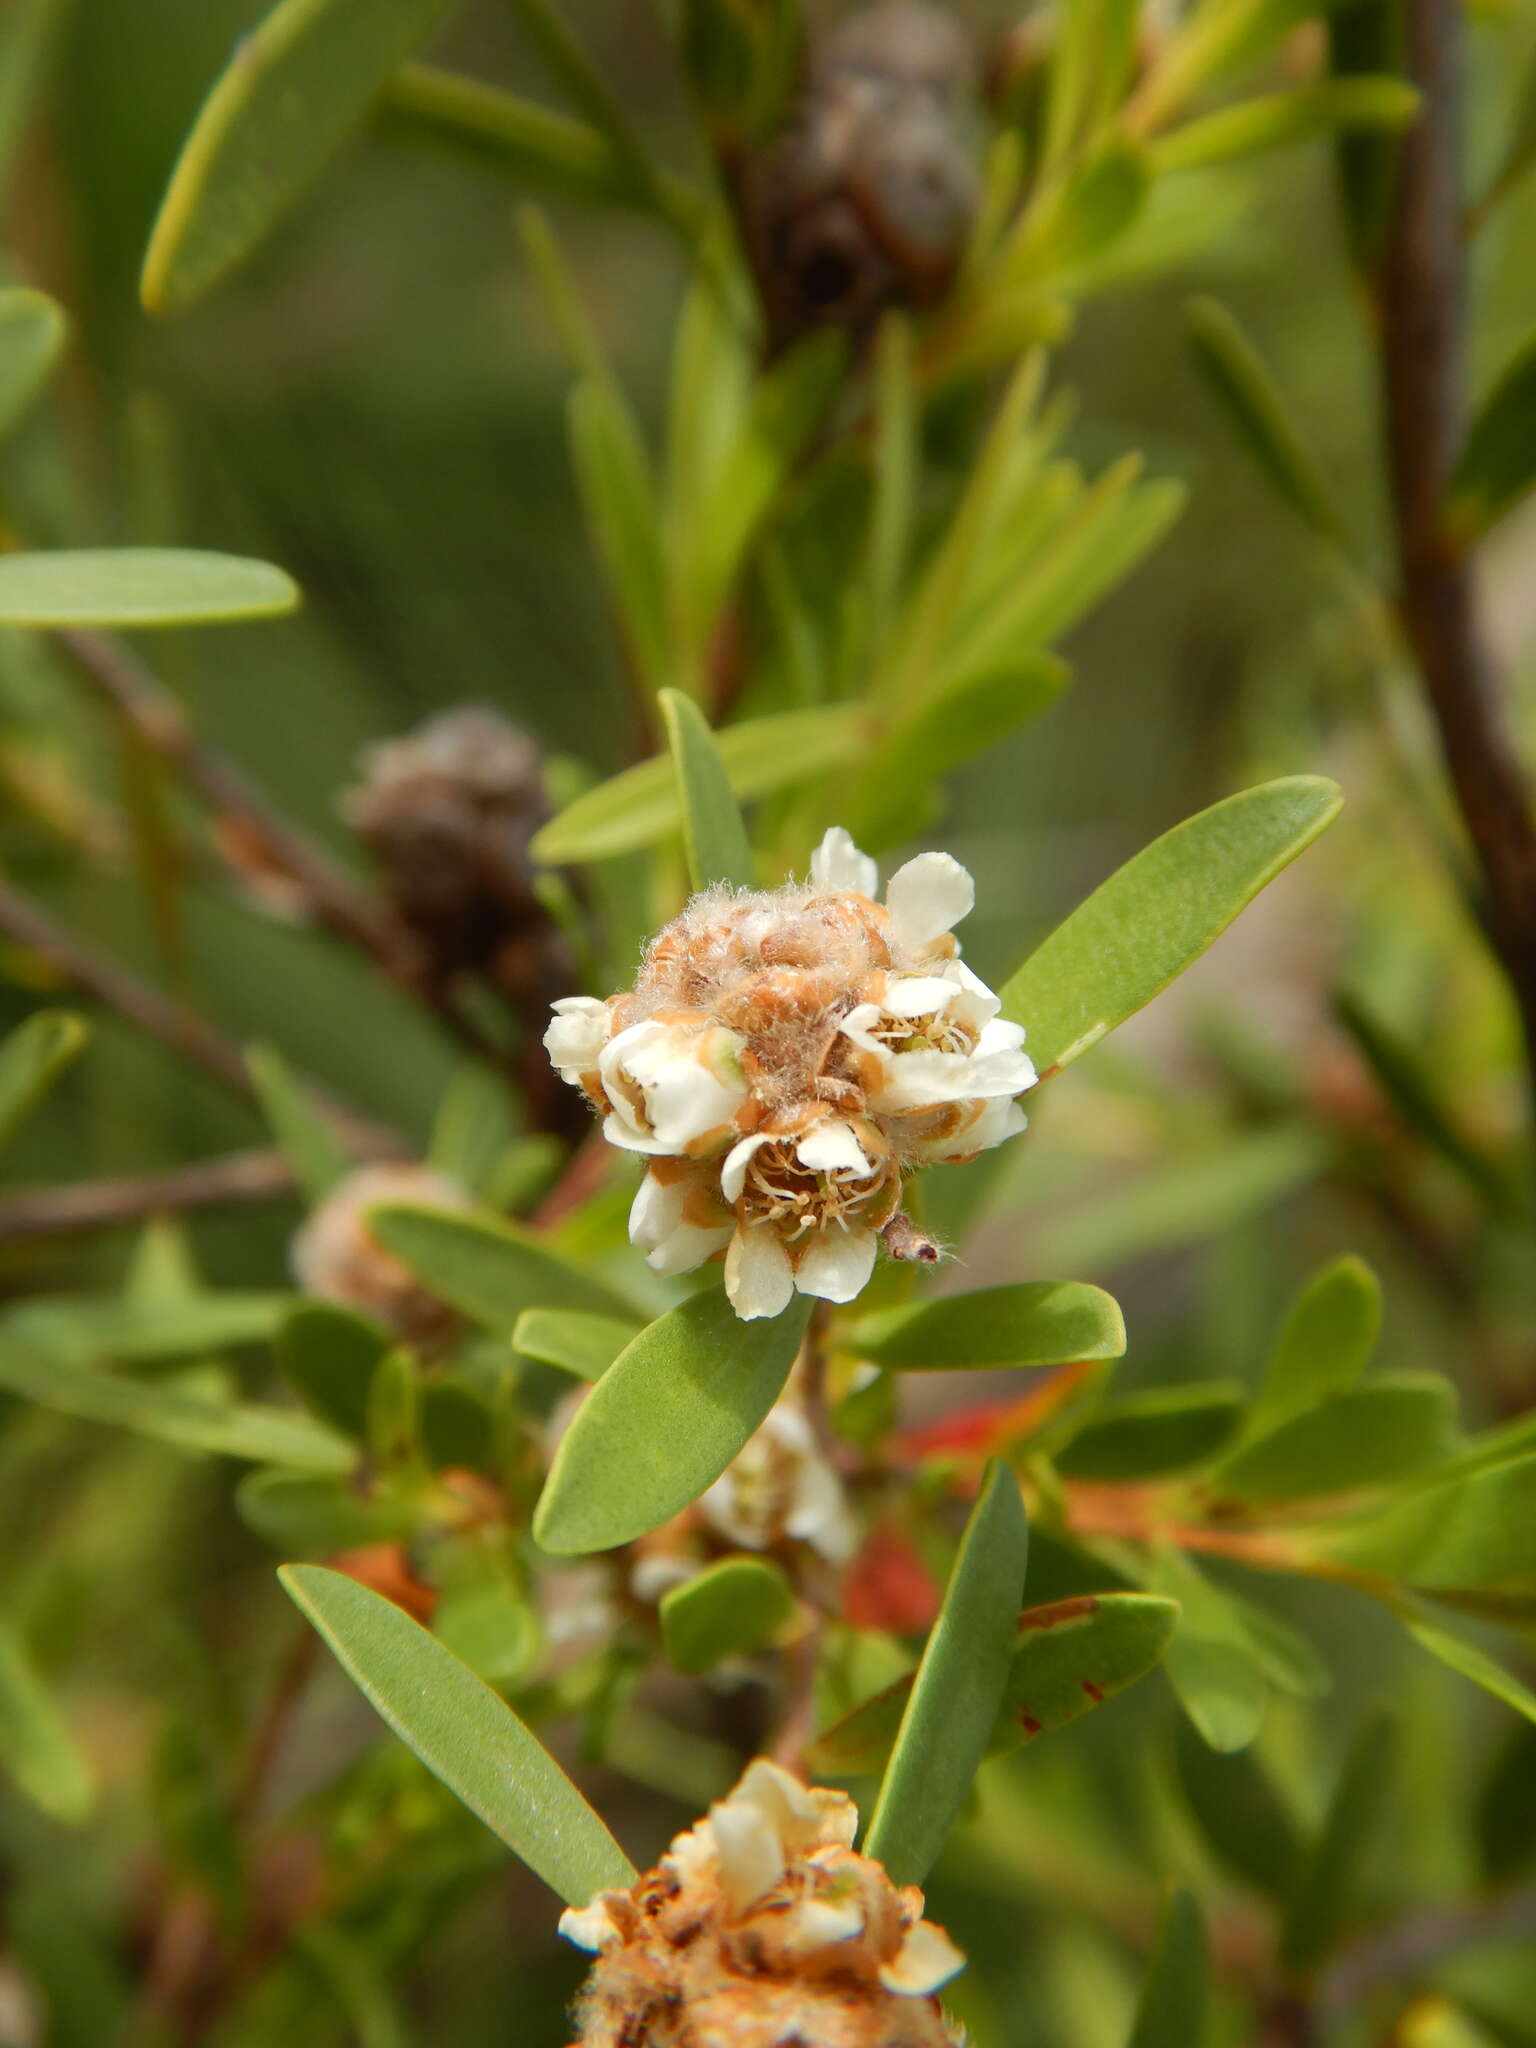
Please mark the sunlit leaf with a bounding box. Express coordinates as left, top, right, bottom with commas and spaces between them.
530, 704, 866, 864
1323, 1455, 1536, 1592
1211, 1374, 1454, 1505
1009, 140, 1149, 282
0, 286, 66, 442
1252, 1253, 1381, 1428
660, 1557, 798, 1674
380, 64, 644, 207
659, 688, 755, 890
0, 1010, 87, 1153
512, 1307, 640, 1381
1153, 78, 1419, 175
0, 1332, 353, 1472
1001, 777, 1342, 1071
1401, 1611, 1536, 1725
1127, 1888, 1208, 2048
281, 1565, 636, 1904
246, 1041, 347, 1206
534, 1292, 811, 1554
850, 1282, 1126, 1372
1057, 1382, 1245, 1480
141, 0, 459, 312
367, 1202, 637, 1330
0, 549, 299, 627
1278, 1709, 1396, 1975
863, 1460, 1029, 1886
0, 1621, 93, 1824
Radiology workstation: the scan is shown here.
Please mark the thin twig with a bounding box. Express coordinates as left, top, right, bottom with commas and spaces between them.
56, 628, 511, 1073
0, 874, 400, 1156
1378, 0, 1536, 1103
0, 1149, 300, 1239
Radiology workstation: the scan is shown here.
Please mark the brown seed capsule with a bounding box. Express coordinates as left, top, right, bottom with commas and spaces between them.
738, 2, 979, 351
291, 1162, 469, 1346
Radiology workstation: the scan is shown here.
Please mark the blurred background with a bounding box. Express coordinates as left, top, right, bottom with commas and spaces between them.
2, 2, 1536, 2043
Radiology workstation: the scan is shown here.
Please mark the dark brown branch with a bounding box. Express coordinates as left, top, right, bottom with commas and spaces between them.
56, 628, 511, 1073
0, 874, 400, 1157
0, 1148, 300, 1240
1379, 0, 1536, 1088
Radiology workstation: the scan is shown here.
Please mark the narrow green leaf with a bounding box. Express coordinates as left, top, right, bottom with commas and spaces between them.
141, 0, 458, 312
11, 1291, 289, 1364
0, 0, 72, 181
0, 1010, 87, 1152
237, 1468, 416, 1553
850, 1282, 1126, 1372
864, 314, 917, 656
1127, 1889, 1208, 2048
1324, 1455, 1536, 1592
429, 1064, 517, 1198
0, 1621, 93, 1824
568, 376, 672, 690
0, 287, 66, 442
658, 688, 755, 890
1001, 777, 1342, 1072
0, 1333, 354, 1472
380, 64, 642, 205
1253, 1254, 1382, 1428
366, 1202, 637, 1330
863, 1460, 1029, 1886
246, 1041, 347, 1205
530, 704, 865, 864
276, 1310, 387, 1441
0, 549, 299, 627
280, 1565, 636, 1904
1153, 78, 1419, 174
1186, 297, 1346, 541
1211, 1374, 1454, 1505
1450, 328, 1536, 539
659, 1557, 798, 1674
533, 1292, 811, 1554
512, 1307, 641, 1382
1057, 1383, 1246, 1480
1403, 1612, 1536, 1725
367, 1349, 420, 1473
1278, 1709, 1396, 1976
1152, 1547, 1268, 1753
812, 1592, 1177, 1775
1174, 1718, 1301, 1898
1009, 140, 1149, 282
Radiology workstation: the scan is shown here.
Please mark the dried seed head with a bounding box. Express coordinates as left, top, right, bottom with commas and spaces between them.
343, 705, 569, 999
738, 2, 978, 349
291, 1162, 469, 1345
562, 1758, 965, 2047
545, 829, 1035, 1320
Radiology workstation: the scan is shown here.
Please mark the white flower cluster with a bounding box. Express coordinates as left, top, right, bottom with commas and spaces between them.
562, 1759, 964, 2047
544, 829, 1036, 1319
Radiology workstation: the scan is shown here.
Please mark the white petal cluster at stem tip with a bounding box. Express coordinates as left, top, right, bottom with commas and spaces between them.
541, 827, 1037, 1320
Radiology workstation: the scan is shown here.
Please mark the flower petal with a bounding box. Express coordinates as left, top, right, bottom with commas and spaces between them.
880, 1917, 966, 1995
874, 1044, 1036, 1113
721, 1131, 771, 1205
543, 995, 610, 1081
558, 1896, 625, 1952
919, 1095, 1029, 1162
795, 1224, 879, 1304
885, 851, 974, 955
629, 1169, 731, 1274
724, 1224, 796, 1320
708, 1796, 785, 1915
810, 826, 879, 899
796, 1118, 873, 1178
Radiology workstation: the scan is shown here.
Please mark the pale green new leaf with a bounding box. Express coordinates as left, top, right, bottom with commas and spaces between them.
367, 1202, 638, 1330
659, 688, 755, 890
0, 287, 66, 442
0, 1622, 93, 1824
281, 1565, 636, 1904
1007, 141, 1149, 284
512, 1307, 641, 1381
534, 1292, 811, 1554
850, 1282, 1126, 1371
1185, 297, 1347, 541
1152, 78, 1419, 175
1253, 1254, 1382, 1428
1127, 1888, 1208, 2048
1001, 777, 1342, 1071
141, 0, 459, 312
530, 704, 865, 863
0, 1333, 354, 1472
246, 1041, 347, 1206
0, 1010, 87, 1153
660, 1557, 798, 1674
1278, 1709, 1396, 1976
0, 550, 298, 627
863, 1461, 1028, 1885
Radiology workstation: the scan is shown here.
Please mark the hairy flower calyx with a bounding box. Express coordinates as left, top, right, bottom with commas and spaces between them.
544, 828, 1036, 1318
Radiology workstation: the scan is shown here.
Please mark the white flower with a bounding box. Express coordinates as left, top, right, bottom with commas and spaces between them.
542, 995, 611, 1084
544, 827, 1035, 1320
698, 1397, 859, 1564
598, 1017, 749, 1156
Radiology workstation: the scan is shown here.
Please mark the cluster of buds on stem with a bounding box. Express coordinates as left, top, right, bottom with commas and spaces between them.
738, 1, 979, 350
562, 1759, 965, 2046
545, 828, 1036, 1319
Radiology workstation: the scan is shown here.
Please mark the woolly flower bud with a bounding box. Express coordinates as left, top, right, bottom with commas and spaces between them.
543, 828, 1036, 1320
291, 1163, 470, 1343
561, 1759, 965, 2048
